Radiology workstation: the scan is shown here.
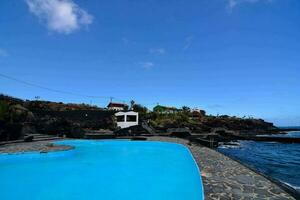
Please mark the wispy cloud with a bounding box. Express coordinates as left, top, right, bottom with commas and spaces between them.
25, 0, 93, 34
149, 48, 166, 55
0, 48, 8, 57
227, 0, 273, 10
139, 62, 154, 70
183, 35, 194, 51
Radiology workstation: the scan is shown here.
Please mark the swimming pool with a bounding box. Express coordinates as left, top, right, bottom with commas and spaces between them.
0, 140, 204, 200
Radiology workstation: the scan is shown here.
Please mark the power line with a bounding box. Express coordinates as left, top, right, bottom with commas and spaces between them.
0, 72, 160, 107
0, 72, 113, 99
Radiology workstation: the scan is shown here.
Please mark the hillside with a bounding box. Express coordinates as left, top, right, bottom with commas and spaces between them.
0, 94, 278, 141
149, 108, 277, 135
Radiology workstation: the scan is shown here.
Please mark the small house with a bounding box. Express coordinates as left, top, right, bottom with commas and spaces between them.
107, 102, 127, 111
115, 111, 139, 129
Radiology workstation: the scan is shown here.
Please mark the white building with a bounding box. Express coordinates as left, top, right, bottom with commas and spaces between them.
107, 102, 127, 111
115, 111, 139, 129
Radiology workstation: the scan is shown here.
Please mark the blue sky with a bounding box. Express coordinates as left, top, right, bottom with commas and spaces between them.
0, 0, 300, 126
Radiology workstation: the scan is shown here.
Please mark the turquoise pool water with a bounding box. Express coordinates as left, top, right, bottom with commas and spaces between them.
0, 140, 204, 200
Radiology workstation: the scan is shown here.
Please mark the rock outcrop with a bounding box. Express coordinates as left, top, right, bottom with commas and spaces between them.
0, 94, 115, 141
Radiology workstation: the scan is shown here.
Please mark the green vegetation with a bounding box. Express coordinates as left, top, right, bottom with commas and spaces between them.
150, 106, 205, 129
153, 105, 180, 113
149, 105, 275, 133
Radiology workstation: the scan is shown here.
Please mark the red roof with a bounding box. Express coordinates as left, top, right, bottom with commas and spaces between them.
107, 102, 127, 108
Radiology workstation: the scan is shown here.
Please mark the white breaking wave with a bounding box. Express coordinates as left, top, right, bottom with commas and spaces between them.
282, 181, 300, 191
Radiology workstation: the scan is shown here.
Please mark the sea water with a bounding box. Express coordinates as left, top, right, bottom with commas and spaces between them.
218, 131, 300, 192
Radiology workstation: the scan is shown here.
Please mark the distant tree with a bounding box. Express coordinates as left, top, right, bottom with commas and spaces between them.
132, 104, 148, 114
199, 110, 206, 116
181, 106, 191, 113
130, 100, 135, 110
153, 105, 164, 113
123, 104, 129, 111
131, 103, 148, 121
220, 115, 229, 118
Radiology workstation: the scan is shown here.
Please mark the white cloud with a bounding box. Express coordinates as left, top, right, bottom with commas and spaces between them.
227, 0, 273, 10
183, 35, 194, 51
25, 0, 93, 34
0, 48, 8, 57
139, 62, 154, 69
149, 48, 166, 55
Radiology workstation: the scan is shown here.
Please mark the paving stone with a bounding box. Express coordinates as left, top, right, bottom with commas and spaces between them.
0, 140, 73, 154
148, 137, 295, 200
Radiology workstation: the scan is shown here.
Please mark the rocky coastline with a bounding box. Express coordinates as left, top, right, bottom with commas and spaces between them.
0, 94, 284, 144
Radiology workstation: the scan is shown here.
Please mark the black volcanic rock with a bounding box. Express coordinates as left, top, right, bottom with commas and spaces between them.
0, 94, 114, 141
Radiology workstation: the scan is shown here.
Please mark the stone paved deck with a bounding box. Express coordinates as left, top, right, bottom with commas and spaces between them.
0, 140, 73, 154
147, 136, 295, 200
